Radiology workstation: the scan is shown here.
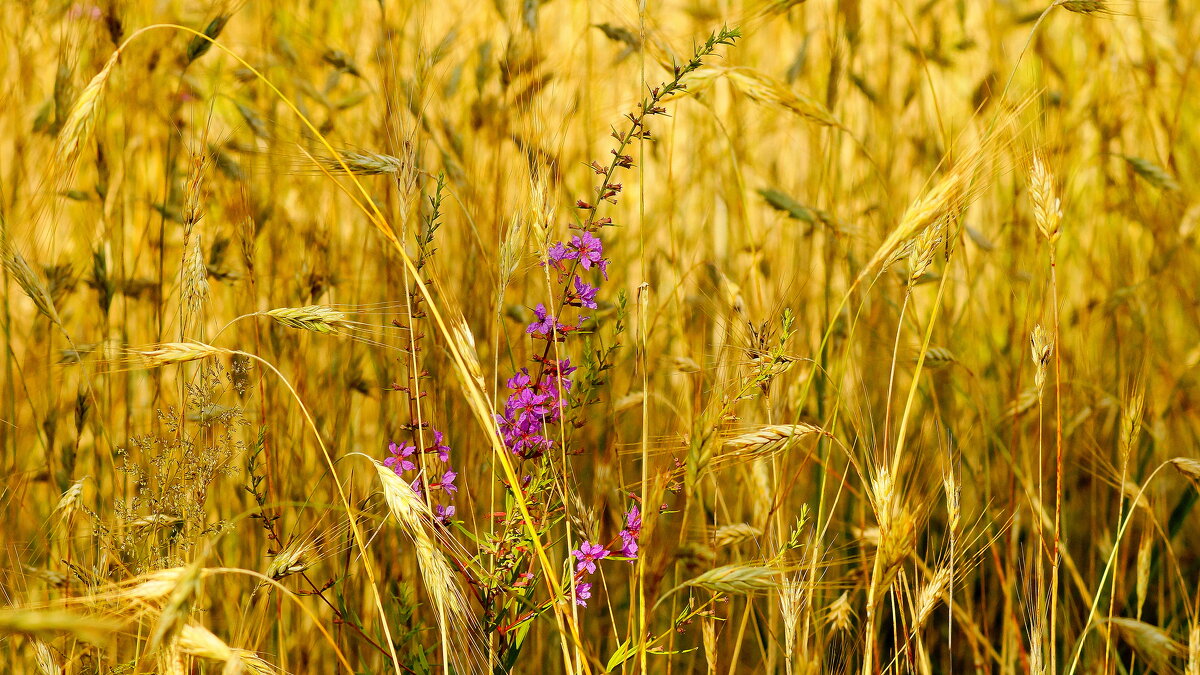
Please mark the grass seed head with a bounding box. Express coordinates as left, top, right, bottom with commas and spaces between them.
178, 623, 276, 675
826, 592, 855, 632
184, 234, 210, 317
1029, 151, 1063, 244
724, 424, 828, 460
1109, 618, 1185, 674
1170, 458, 1200, 489
55, 50, 119, 172
684, 564, 781, 595
262, 305, 353, 334
3, 247, 62, 326
1060, 0, 1112, 14
0, 608, 122, 644
915, 565, 952, 628
714, 523, 763, 548
137, 342, 231, 367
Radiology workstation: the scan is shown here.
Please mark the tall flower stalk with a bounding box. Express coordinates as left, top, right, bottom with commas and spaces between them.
481, 26, 741, 665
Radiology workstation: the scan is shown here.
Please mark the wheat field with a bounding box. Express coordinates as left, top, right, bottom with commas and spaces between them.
1, 0, 1198, 673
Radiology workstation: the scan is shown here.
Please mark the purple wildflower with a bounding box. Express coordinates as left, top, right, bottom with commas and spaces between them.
383, 441, 417, 475
571, 276, 599, 309
527, 303, 555, 336
434, 504, 456, 524
619, 530, 638, 559
429, 429, 452, 462
625, 505, 642, 534
548, 241, 577, 267
433, 469, 458, 495
507, 370, 532, 391
508, 387, 551, 424
571, 540, 610, 575
574, 581, 593, 607
617, 505, 642, 559
568, 232, 609, 279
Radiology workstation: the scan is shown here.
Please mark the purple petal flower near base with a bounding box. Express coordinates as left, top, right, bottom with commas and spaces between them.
571, 540, 611, 575
574, 581, 593, 606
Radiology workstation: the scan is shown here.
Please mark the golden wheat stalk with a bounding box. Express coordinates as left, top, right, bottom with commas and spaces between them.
722, 67, 842, 127
1170, 457, 1200, 487
714, 523, 763, 548
1107, 618, 1186, 674
55, 50, 120, 172
0, 608, 122, 644
51, 476, 86, 526
723, 424, 828, 459
261, 305, 354, 334
923, 346, 958, 369
318, 150, 409, 176
136, 342, 231, 367
682, 564, 781, 594
2, 247, 62, 326
184, 234, 210, 317
1060, 0, 1112, 15
1029, 151, 1063, 244
177, 623, 277, 674
914, 565, 952, 629
372, 460, 481, 672
148, 560, 204, 650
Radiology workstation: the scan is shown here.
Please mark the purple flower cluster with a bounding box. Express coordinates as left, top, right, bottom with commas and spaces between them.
548, 231, 609, 280
497, 228, 610, 459
384, 429, 458, 524
618, 505, 642, 558
495, 360, 576, 458
568, 504, 642, 607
